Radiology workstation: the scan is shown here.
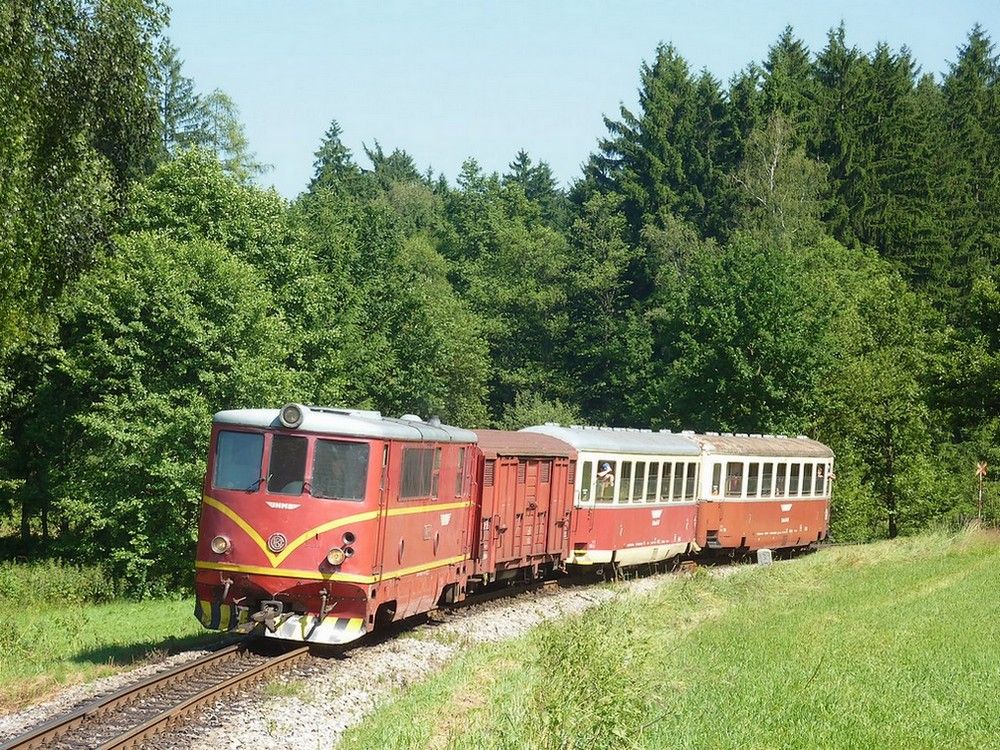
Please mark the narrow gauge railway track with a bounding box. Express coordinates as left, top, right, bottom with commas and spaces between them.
1, 643, 308, 750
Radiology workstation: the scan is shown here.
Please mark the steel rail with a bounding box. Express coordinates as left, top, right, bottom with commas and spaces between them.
95, 646, 309, 750
0, 643, 306, 750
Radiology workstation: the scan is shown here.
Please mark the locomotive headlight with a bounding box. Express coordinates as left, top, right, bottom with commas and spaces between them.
279, 403, 305, 428
326, 547, 347, 566
210, 535, 231, 554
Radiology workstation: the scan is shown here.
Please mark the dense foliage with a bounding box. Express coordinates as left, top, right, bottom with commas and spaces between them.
1, 5, 997, 592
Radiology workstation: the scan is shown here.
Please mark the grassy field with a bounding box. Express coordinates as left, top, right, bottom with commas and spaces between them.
339, 530, 1000, 750
0, 595, 210, 712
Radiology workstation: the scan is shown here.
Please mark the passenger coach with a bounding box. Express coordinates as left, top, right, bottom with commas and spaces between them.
522, 425, 702, 567
692, 433, 833, 551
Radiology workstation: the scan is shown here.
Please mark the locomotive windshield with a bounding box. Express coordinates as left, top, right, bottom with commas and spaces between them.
214, 430, 264, 490
268, 434, 308, 495
312, 439, 369, 501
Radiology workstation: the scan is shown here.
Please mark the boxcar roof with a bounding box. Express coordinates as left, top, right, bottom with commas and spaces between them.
473, 429, 575, 459
521, 424, 701, 456
690, 433, 834, 458
213, 406, 478, 444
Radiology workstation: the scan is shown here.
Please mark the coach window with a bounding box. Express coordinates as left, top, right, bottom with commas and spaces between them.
826, 462, 833, 495
725, 462, 743, 498
814, 463, 825, 496
802, 462, 814, 495
775, 463, 787, 496
789, 463, 801, 497
673, 461, 685, 500
596, 458, 616, 502
214, 431, 264, 491
685, 462, 698, 499
761, 462, 774, 498
661, 463, 673, 501
580, 461, 593, 502
646, 462, 660, 502
312, 440, 369, 501
747, 463, 760, 497
619, 461, 632, 504
633, 462, 646, 502
267, 434, 308, 495
711, 464, 722, 496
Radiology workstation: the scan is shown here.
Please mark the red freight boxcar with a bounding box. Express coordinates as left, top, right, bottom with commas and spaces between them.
468, 430, 576, 589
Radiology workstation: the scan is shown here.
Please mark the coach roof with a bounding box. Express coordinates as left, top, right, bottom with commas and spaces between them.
690, 433, 834, 458
214, 406, 478, 444
521, 424, 701, 456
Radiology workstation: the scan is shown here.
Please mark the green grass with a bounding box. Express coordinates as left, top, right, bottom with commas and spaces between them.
338, 530, 1000, 750
0, 597, 212, 711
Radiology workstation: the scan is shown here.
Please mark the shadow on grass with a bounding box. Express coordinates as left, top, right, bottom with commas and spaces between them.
70, 630, 229, 668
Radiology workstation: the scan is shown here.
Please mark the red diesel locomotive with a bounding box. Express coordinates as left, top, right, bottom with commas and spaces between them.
194, 404, 833, 644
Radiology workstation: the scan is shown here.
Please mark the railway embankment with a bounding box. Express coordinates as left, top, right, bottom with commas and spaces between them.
339, 529, 1000, 750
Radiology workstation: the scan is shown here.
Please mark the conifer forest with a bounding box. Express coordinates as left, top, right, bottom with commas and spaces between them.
2, 1, 998, 594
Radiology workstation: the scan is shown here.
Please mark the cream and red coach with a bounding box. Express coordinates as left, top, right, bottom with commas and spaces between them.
522, 425, 703, 567
691, 433, 834, 551
194, 404, 477, 645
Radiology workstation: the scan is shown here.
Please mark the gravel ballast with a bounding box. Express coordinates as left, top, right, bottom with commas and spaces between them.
160, 572, 694, 750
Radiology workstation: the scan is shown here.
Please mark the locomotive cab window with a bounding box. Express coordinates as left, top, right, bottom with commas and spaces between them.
455, 447, 466, 497
711, 464, 722, 496
312, 440, 369, 501
661, 463, 673, 501
789, 463, 801, 496
401, 446, 438, 499
214, 430, 264, 491
268, 434, 307, 495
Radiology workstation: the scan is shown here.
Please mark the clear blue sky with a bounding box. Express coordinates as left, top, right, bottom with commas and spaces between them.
166, 1, 999, 198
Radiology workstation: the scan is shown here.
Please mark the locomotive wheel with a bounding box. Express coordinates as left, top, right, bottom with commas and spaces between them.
374, 601, 397, 628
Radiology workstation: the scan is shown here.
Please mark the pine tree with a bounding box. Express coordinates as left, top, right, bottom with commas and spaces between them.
309, 119, 363, 193
155, 42, 203, 157
760, 26, 816, 145
941, 25, 1000, 286
590, 43, 701, 238
503, 150, 571, 230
